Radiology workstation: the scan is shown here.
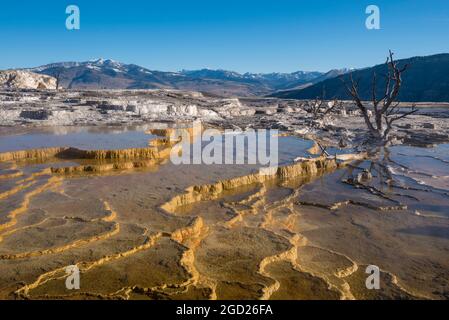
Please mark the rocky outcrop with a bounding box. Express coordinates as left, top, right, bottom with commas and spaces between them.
211, 99, 256, 118
0, 70, 56, 90
19, 109, 53, 120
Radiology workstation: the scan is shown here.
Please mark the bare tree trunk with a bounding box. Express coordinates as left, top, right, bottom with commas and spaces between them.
55, 72, 61, 90
306, 87, 340, 121
341, 50, 417, 144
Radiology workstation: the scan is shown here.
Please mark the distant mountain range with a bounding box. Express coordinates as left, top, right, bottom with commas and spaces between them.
11, 53, 449, 102
22, 58, 347, 97
271, 53, 449, 102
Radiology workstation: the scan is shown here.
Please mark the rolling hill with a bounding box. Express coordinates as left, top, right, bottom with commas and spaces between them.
271, 54, 449, 102
24, 59, 326, 97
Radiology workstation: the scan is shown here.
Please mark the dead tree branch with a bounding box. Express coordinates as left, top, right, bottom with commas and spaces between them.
306, 87, 341, 119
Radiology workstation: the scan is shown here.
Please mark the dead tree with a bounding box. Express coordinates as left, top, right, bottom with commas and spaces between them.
307, 87, 341, 119
56, 75, 60, 90
341, 50, 417, 144
55, 71, 61, 90
52, 68, 64, 90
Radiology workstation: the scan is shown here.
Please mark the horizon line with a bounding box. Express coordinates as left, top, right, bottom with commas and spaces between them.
2, 52, 449, 75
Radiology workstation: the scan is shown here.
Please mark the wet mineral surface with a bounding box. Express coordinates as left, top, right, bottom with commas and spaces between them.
0, 125, 448, 300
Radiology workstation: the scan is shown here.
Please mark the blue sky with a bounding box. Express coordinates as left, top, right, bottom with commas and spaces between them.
0, 0, 448, 72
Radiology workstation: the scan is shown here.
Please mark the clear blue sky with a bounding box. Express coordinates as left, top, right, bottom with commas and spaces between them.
0, 0, 448, 73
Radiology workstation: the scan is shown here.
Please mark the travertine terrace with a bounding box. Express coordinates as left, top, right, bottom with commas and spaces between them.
0, 89, 448, 300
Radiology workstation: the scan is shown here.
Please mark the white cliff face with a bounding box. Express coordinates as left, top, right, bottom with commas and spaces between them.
101, 100, 220, 119
0, 89, 245, 125
0, 70, 57, 90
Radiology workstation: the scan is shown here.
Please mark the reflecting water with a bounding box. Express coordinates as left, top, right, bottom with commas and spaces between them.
0, 126, 157, 152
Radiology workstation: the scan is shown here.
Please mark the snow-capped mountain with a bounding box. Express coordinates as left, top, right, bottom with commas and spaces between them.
21, 59, 348, 96
179, 69, 325, 90
28, 59, 133, 74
